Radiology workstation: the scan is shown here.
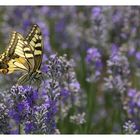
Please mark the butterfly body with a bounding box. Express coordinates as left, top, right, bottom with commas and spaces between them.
0, 24, 43, 85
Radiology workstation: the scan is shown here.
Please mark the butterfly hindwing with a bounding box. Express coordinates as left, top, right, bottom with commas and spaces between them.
7, 58, 28, 73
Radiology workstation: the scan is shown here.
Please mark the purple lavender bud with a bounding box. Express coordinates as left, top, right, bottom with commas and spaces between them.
135, 52, 140, 61
86, 47, 103, 82
92, 7, 101, 17
128, 89, 137, 97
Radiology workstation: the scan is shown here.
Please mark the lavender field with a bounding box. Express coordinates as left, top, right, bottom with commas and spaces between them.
0, 6, 139, 134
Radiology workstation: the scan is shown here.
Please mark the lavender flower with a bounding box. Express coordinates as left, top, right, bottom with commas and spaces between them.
122, 88, 140, 129
0, 84, 58, 134
104, 46, 131, 93
8, 86, 30, 125
90, 7, 110, 49
86, 47, 103, 82
0, 92, 10, 134
24, 103, 56, 134
23, 85, 58, 134
43, 54, 81, 120
123, 120, 138, 134
70, 112, 86, 125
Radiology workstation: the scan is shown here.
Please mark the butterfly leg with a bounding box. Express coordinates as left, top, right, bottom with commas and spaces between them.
34, 77, 41, 88
41, 74, 45, 84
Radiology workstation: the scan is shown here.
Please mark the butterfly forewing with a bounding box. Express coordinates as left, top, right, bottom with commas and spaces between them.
26, 24, 43, 72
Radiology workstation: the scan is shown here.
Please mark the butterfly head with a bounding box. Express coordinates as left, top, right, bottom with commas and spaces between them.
0, 61, 8, 74
0, 59, 8, 68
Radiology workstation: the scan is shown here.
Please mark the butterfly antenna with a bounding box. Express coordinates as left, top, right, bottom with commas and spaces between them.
40, 72, 46, 84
